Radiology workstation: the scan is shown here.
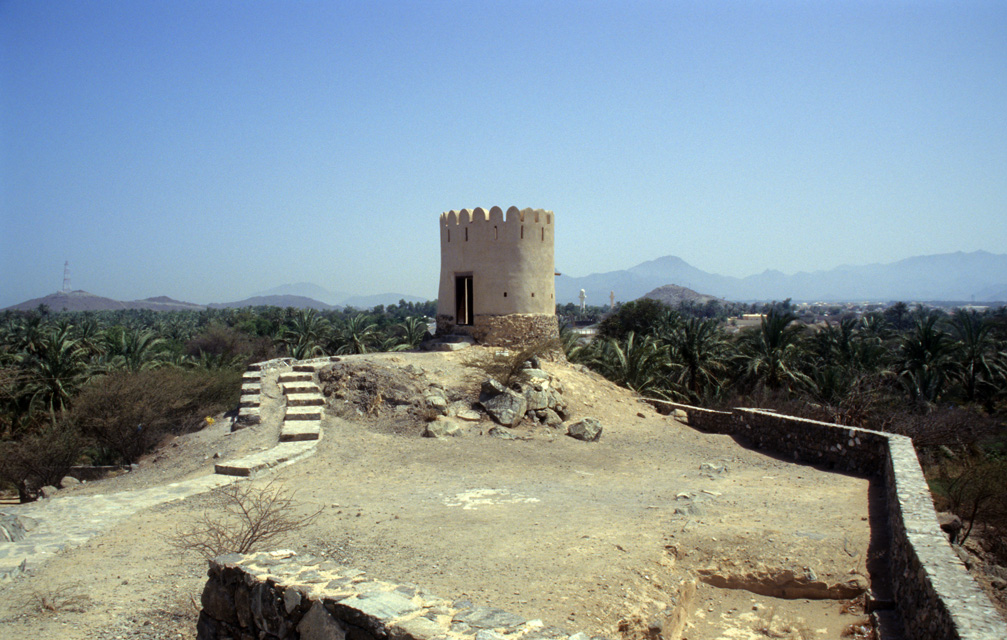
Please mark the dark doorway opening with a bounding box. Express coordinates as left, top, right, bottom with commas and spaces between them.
455, 275, 473, 325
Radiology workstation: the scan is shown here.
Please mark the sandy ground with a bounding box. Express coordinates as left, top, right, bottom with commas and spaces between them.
0, 350, 874, 640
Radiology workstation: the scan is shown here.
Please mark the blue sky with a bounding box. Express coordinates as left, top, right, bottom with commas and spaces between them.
2, 0, 1005, 306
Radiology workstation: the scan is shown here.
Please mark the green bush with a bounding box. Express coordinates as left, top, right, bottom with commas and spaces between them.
71, 368, 241, 464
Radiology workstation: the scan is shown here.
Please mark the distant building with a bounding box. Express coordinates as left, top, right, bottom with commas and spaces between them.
437, 206, 559, 347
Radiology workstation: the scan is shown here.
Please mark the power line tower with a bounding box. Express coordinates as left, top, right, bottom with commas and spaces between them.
62, 261, 71, 293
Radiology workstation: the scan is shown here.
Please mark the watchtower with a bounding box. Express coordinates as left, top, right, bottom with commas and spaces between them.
437, 206, 559, 347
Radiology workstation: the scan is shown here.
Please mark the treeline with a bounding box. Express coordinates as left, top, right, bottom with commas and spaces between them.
570, 298, 1007, 415
0, 301, 435, 501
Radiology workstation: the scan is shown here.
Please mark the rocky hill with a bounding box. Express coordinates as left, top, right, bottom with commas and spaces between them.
640, 284, 723, 306
207, 295, 337, 310
3, 291, 205, 312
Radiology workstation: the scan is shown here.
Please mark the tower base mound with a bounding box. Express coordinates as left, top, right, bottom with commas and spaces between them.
436, 313, 559, 349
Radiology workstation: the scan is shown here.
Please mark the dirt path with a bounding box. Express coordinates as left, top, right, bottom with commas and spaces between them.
0, 350, 874, 639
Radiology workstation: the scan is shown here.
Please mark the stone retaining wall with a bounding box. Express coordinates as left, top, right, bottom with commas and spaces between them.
649, 399, 1006, 640
196, 551, 604, 640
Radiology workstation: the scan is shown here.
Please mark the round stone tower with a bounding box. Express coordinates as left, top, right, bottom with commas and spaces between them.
437, 206, 559, 347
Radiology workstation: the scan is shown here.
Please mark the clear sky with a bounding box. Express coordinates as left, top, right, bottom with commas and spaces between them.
2, 0, 1005, 307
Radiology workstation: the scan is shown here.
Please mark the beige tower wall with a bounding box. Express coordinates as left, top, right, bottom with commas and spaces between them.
437, 206, 558, 346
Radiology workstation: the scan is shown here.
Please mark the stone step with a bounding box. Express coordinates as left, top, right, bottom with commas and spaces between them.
280, 420, 322, 442
238, 397, 260, 408
285, 406, 322, 421
240, 383, 261, 396
433, 341, 469, 352
277, 372, 313, 383
236, 407, 261, 425
282, 383, 320, 395
214, 441, 318, 477
292, 364, 317, 373
286, 393, 324, 407
442, 334, 476, 344
246, 362, 263, 372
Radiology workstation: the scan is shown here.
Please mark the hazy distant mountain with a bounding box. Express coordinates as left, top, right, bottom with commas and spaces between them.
3, 291, 205, 312
341, 293, 428, 309
557, 251, 1007, 303
640, 284, 723, 307
131, 296, 206, 311
208, 295, 337, 310
250, 283, 347, 306
250, 283, 429, 309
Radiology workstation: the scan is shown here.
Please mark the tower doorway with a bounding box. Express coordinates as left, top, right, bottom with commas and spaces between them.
455, 275, 473, 325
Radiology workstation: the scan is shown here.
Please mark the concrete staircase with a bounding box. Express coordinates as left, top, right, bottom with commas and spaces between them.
278, 364, 324, 442
215, 358, 331, 477
236, 369, 263, 425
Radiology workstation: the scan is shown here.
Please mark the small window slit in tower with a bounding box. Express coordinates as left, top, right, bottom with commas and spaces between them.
494, 226, 498, 239
541, 227, 544, 241
465, 227, 468, 241
521, 225, 524, 239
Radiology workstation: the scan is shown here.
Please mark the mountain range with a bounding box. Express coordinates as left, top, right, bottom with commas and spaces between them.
556, 251, 1007, 304
6, 251, 1006, 313
247, 283, 427, 309
3, 288, 431, 313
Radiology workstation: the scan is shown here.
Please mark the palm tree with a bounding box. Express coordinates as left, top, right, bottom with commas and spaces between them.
105, 327, 166, 372
331, 314, 380, 355
667, 317, 730, 402
588, 332, 668, 396
391, 316, 430, 350
23, 324, 89, 416
948, 309, 1003, 404
899, 310, 953, 406
278, 309, 328, 359
738, 308, 810, 392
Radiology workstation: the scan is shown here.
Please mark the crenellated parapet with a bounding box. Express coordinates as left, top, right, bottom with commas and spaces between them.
439, 206, 553, 226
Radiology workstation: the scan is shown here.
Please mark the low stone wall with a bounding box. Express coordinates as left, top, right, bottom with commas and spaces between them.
650, 399, 1006, 640
437, 314, 559, 348
66, 465, 129, 482
196, 551, 600, 640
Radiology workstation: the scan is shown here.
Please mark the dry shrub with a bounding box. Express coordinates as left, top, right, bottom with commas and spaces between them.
71, 368, 240, 464
185, 324, 274, 365
935, 456, 1007, 548
0, 416, 84, 502
169, 480, 321, 560
888, 406, 1001, 448
464, 338, 561, 388
20, 583, 91, 616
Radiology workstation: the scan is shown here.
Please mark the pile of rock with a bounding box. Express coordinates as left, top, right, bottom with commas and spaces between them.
422, 360, 602, 442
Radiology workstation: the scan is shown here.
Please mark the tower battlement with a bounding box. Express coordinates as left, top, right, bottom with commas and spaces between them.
439, 206, 553, 227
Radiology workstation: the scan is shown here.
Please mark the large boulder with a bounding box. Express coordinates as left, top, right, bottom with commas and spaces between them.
567, 417, 603, 442
524, 384, 551, 411
937, 512, 963, 543
423, 417, 464, 438
535, 408, 564, 427
480, 389, 528, 428
479, 378, 507, 401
